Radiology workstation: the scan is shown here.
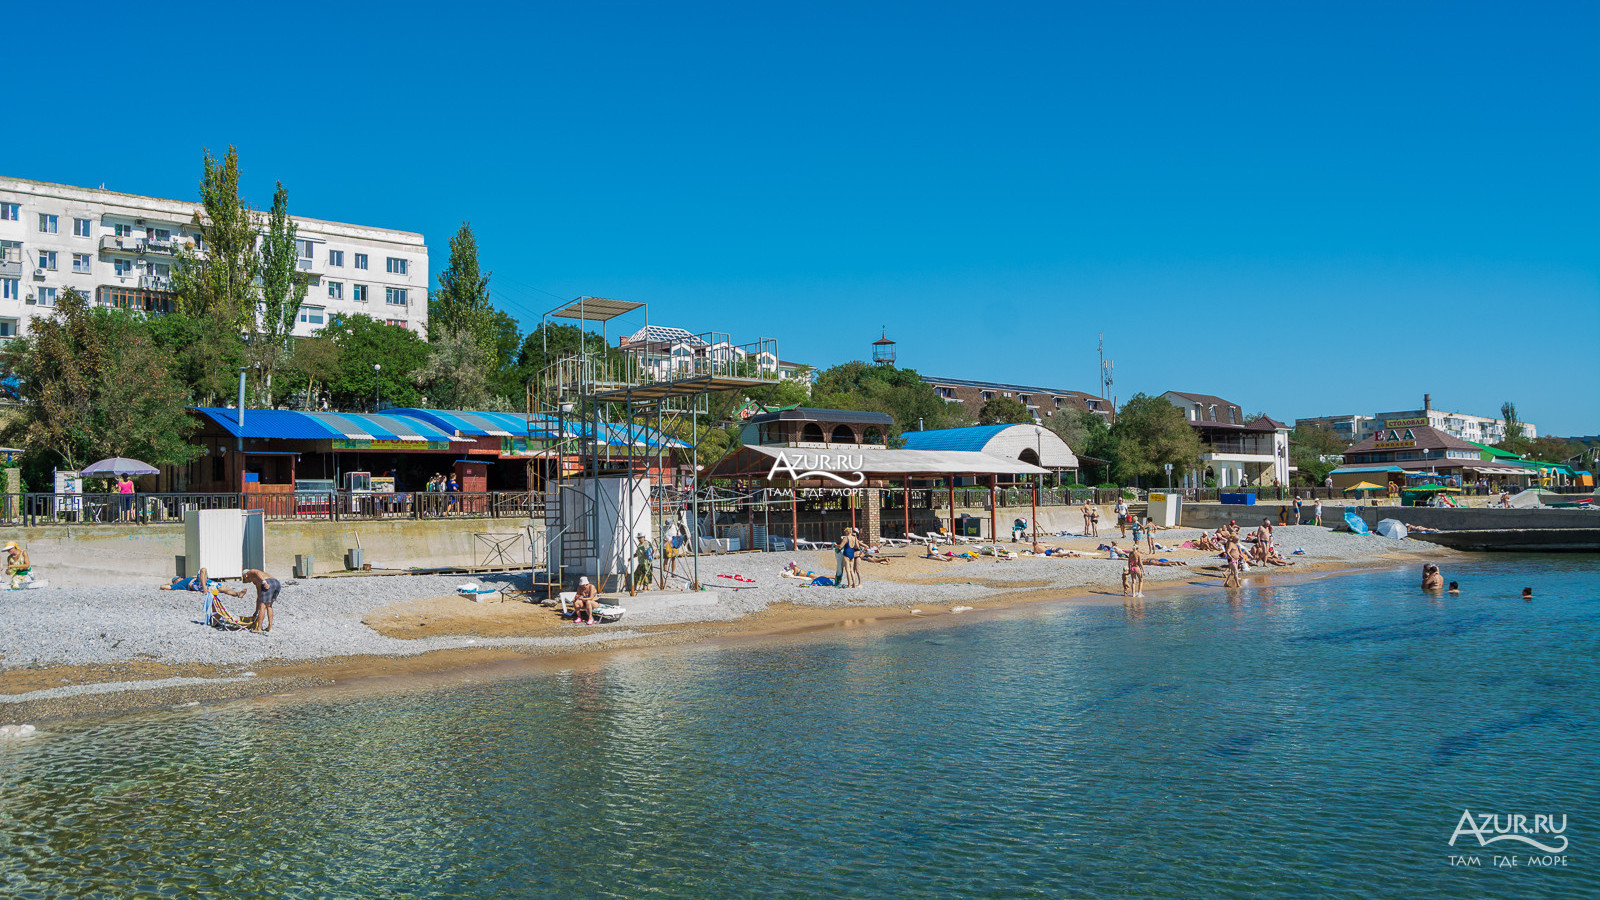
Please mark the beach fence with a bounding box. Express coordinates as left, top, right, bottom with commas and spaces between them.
9, 491, 543, 527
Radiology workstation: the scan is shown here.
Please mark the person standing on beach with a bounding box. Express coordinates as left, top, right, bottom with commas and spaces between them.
1081, 501, 1092, 535
834, 531, 849, 587
631, 534, 653, 594
1126, 542, 1144, 598
1144, 516, 1157, 555
241, 569, 282, 633
1090, 505, 1101, 537
846, 528, 863, 588
1115, 497, 1129, 537
1292, 496, 1303, 525
1313, 499, 1323, 526
1223, 540, 1243, 588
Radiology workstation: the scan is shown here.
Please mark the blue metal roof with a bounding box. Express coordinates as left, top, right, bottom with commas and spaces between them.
193, 408, 461, 443
902, 424, 1014, 453
195, 408, 342, 440
388, 409, 560, 439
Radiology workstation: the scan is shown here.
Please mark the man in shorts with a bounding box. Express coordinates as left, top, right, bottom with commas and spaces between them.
242, 569, 282, 633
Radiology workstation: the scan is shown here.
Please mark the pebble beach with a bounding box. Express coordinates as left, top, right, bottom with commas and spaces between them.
0, 524, 1449, 722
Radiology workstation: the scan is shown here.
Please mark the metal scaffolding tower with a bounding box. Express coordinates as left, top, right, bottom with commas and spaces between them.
530, 297, 781, 597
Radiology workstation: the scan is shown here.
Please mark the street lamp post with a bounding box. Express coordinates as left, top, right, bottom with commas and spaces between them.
1032, 426, 1042, 544
373, 363, 381, 410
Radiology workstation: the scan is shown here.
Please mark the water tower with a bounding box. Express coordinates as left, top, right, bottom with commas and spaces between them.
872, 328, 896, 366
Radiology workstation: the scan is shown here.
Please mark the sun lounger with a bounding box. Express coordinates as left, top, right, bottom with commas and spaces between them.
794, 538, 826, 550
879, 536, 911, 547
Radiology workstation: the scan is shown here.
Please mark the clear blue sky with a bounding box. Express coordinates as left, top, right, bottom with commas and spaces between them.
6, 2, 1597, 435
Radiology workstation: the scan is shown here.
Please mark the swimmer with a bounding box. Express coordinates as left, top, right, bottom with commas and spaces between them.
1521, 587, 1533, 600
1421, 564, 1444, 591
1447, 581, 1460, 594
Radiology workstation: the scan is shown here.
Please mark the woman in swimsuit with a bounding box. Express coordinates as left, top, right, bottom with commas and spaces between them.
1126, 544, 1144, 598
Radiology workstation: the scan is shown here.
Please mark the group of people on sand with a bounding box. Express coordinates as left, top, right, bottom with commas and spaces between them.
162, 567, 284, 633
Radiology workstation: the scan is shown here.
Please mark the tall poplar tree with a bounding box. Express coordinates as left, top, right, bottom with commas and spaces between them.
430, 222, 494, 356
255, 181, 308, 400
172, 146, 259, 327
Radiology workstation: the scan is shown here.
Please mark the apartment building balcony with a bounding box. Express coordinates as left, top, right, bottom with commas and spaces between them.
295, 258, 314, 272
139, 274, 173, 292
100, 235, 180, 256
0, 260, 21, 278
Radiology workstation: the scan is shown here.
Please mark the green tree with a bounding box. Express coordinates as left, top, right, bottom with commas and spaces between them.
321, 314, 429, 410
1107, 393, 1205, 485
1497, 401, 1527, 456
977, 395, 1033, 425
1524, 435, 1580, 463
430, 222, 494, 352
1048, 408, 1113, 481
172, 146, 259, 327
418, 328, 498, 410
278, 335, 343, 409
254, 181, 308, 401
0, 290, 201, 474
1289, 422, 1348, 485
482, 309, 526, 402
810, 361, 971, 443
143, 309, 248, 406
517, 322, 617, 388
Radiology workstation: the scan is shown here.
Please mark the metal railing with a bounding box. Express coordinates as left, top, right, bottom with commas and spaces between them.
8, 491, 545, 526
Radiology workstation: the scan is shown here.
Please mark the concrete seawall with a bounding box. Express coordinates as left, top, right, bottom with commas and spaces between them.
13, 518, 537, 587
1181, 502, 1600, 533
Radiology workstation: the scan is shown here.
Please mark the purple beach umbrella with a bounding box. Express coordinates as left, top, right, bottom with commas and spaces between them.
78, 457, 160, 478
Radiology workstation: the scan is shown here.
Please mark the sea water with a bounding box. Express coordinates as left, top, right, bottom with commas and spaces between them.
2, 556, 1596, 898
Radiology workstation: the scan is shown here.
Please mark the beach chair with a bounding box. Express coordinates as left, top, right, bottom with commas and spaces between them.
794, 538, 826, 550
878, 536, 911, 547
204, 594, 255, 631
558, 592, 625, 623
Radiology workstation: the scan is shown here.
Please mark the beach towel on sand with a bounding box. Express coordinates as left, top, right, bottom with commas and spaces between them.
809, 576, 836, 587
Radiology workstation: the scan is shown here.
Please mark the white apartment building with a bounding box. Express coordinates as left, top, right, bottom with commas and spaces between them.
0, 176, 428, 339
1297, 395, 1536, 447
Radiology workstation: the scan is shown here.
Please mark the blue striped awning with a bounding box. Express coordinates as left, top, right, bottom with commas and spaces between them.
192, 408, 464, 443
387, 409, 560, 439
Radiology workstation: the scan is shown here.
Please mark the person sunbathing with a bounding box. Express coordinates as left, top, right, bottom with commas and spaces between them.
1144, 558, 1188, 567
573, 576, 600, 624
782, 561, 823, 579
161, 567, 244, 597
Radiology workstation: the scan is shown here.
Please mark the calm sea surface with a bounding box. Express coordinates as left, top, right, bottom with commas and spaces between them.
2, 556, 1597, 898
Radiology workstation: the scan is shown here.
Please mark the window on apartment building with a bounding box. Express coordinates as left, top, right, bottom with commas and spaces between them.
72, 253, 91, 274
114, 223, 134, 237
36, 287, 57, 307
352, 284, 368, 302
386, 319, 407, 329
115, 258, 137, 277
73, 217, 92, 237
981, 391, 994, 401
385, 257, 407, 275
327, 281, 343, 300
354, 253, 368, 269
38, 251, 57, 271
0, 318, 17, 338
328, 249, 344, 267
1018, 395, 1030, 405
385, 287, 407, 306
0, 241, 18, 263
1, 279, 18, 300
37, 214, 57, 234
0, 203, 18, 221
295, 239, 314, 261
298, 306, 326, 326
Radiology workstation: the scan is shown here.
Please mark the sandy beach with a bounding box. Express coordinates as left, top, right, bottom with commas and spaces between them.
0, 524, 1456, 725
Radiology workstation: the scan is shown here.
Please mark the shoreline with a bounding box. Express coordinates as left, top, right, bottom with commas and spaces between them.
0, 535, 1456, 727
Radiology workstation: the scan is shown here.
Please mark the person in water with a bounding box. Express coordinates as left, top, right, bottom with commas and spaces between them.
1447, 581, 1460, 594
1421, 564, 1444, 591
1521, 587, 1533, 600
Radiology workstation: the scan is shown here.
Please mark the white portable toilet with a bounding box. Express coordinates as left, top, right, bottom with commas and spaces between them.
1146, 492, 1183, 528
183, 509, 266, 578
